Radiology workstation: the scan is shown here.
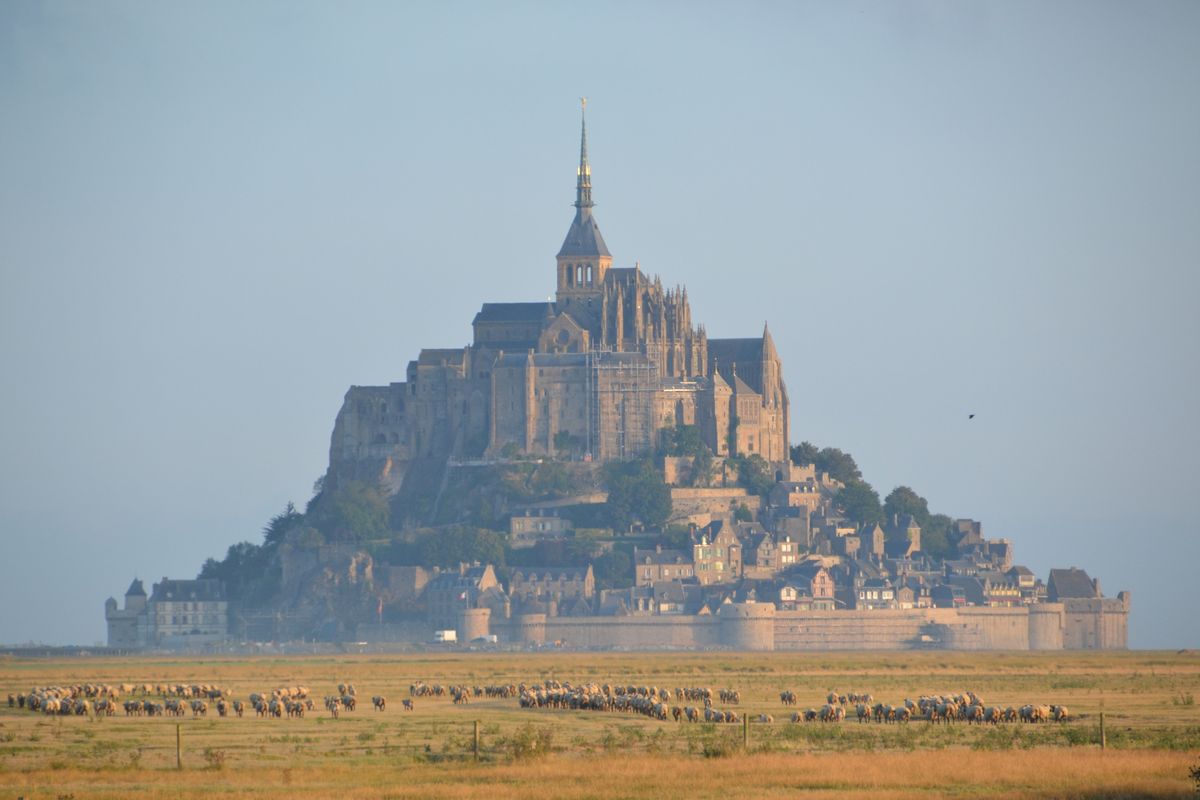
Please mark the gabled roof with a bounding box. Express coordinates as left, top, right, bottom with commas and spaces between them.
1047, 567, 1098, 600
473, 302, 555, 324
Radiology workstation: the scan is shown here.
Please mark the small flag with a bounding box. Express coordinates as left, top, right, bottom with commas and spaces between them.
458, 591, 468, 601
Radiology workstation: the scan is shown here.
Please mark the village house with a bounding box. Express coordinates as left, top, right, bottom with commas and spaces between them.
509, 509, 572, 549
633, 545, 695, 586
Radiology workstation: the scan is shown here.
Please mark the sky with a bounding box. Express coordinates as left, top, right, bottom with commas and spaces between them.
1, 1, 1197, 648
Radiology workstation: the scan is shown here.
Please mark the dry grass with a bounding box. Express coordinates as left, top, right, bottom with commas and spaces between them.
1, 650, 1197, 798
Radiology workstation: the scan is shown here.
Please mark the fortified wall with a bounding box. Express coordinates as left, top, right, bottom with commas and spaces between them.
485, 596, 1129, 651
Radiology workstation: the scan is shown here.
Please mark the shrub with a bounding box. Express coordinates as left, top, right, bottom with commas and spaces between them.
202, 747, 227, 770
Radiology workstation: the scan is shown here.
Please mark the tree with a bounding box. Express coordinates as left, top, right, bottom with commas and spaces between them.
790, 442, 819, 466
603, 460, 672, 531
263, 502, 304, 546
659, 424, 706, 458
416, 526, 505, 568
731, 454, 775, 497
592, 549, 632, 590
732, 503, 753, 522
198, 541, 271, 604
883, 486, 930, 525
920, 513, 955, 561
815, 447, 862, 484
834, 480, 883, 526
308, 479, 390, 542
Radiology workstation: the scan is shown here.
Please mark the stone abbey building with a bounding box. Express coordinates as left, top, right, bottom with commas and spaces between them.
330, 106, 789, 484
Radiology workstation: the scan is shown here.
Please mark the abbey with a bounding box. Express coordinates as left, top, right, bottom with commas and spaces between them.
329, 106, 788, 488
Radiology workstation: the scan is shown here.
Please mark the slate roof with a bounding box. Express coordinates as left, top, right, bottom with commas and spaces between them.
634, 546, 691, 565
417, 348, 466, 366
1047, 568, 1098, 601
125, 578, 146, 597
150, 578, 225, 603
557, 208, 611, 257
472, 302, 555, 324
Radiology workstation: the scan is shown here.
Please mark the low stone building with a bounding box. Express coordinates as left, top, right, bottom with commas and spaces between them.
508, 566, 595, 606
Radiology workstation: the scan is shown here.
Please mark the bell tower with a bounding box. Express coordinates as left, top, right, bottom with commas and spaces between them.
556, 98, 612, 316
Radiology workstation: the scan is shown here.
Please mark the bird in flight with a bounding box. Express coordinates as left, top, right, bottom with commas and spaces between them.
968, 414, 975, 419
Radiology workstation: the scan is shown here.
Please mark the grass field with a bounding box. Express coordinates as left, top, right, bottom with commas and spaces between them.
1, 650, 1197, 798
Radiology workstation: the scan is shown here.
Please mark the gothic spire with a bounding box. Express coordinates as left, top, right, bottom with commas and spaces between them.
558, 98, 610, 258
576, 97, 593, 210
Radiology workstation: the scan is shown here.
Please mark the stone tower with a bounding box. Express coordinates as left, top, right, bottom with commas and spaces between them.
555, 98, 612, 329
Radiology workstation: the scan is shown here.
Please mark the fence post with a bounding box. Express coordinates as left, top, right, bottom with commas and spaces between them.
1099, 712, 1106, 750
742, 714, 748, 750
473, 719, 480, 761
176, 723, 182, 769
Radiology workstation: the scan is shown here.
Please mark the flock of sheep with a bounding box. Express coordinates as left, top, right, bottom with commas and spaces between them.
6, 680, 1070, 731
774, 689, 1069, 725
5, 682, 401, 721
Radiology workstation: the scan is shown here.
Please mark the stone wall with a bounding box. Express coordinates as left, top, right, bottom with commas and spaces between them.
669, 487, 761, 526
490, 602, 1127, 651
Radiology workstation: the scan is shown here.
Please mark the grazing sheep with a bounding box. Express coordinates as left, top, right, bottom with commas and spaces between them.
402, 699, 414, 711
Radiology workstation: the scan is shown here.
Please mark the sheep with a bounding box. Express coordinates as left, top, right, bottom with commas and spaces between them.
402, 699, 414, 711
232, 700, 245, 717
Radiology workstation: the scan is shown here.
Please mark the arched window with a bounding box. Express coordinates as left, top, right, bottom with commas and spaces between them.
577, 265, 584, 285
586, 265, 593, 285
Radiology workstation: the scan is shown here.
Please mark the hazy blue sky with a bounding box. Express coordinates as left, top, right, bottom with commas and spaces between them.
1, 1, 1196, 648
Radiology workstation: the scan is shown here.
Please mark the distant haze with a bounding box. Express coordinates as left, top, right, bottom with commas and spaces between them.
1, 2, 1196, 648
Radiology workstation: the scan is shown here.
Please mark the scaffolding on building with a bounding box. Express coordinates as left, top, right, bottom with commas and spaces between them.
584, 347, 659, 461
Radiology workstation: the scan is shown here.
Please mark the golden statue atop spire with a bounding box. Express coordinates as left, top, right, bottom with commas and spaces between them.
580, 96, 587, 110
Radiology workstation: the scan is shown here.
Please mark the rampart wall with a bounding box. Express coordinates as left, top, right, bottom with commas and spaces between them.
490, 601, 1127, 651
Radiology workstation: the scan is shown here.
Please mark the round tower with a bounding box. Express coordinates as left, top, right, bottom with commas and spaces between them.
458, 608, 491, 643
718, 602, 775, 651
515, 613, 547, 646
1028, 603, 1065, 650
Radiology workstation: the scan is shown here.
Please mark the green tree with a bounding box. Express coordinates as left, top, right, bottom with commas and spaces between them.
592, 549, 632, 590
834, 480, 883, 526
262, 502, 304, 546
732, 503, 753, 522
731, 454, 775, 497
815, 447, 862, 484
416, 526, 506, 568
883, 486, 930, 524
308, 479, 390, 542
920, 513, 955, 561
198, 541, 270, 604
659, 424, 706, 457
603, 460, 672, 531
790, 442, 819, 466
